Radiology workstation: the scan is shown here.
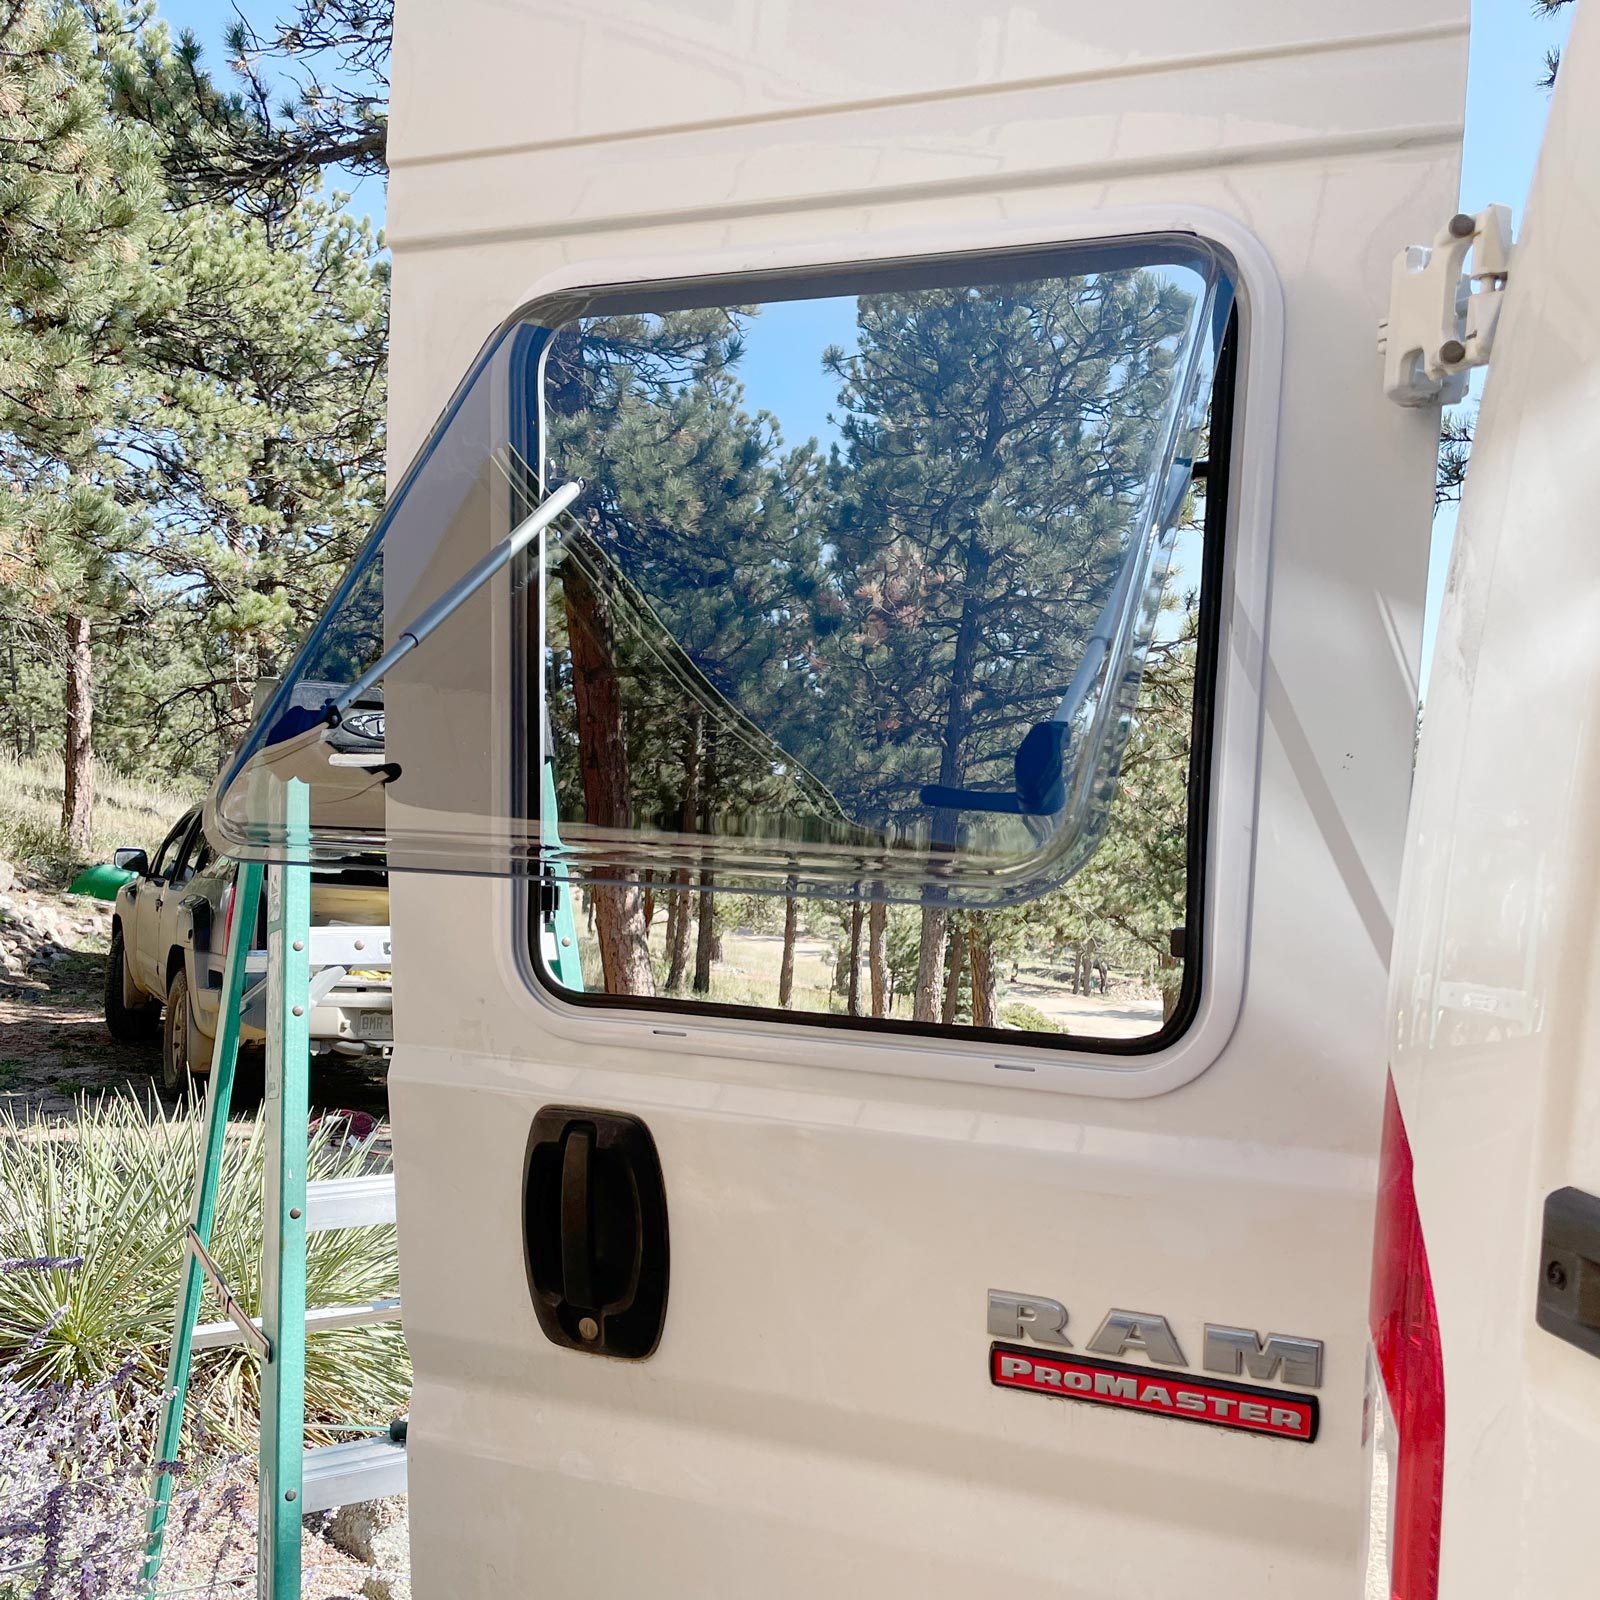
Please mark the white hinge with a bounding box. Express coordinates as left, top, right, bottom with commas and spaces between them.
1378, 204, 1514, 407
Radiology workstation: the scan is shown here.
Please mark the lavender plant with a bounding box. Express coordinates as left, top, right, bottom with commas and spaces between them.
0, 1257, 254, 1600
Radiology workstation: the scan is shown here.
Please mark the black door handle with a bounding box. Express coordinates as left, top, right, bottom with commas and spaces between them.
524, 1106, 668, 1359
559, 1125, 595, 1312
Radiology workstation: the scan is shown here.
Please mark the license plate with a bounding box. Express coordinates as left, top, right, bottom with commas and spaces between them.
356, 1010, 393, 1041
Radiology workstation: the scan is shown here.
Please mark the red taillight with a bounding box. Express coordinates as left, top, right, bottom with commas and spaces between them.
220, 882, 237, 952
1366, 1073, 1445, 1600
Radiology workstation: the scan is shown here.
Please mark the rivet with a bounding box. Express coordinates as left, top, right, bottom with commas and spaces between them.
289, 1207, 302, 1220
292, 940, 304, 952
284, 1489, 298, 1503
354, 939, 365, 951
578, 1316, 600, 1341
292, 1005, 304, 1017
561, 937, 572, 948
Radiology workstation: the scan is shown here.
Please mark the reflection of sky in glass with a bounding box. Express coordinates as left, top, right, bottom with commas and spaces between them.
727, 287, 1203, 637
730, 294, 856, 455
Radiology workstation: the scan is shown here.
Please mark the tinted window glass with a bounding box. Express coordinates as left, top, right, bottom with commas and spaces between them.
152, 812, 198, 880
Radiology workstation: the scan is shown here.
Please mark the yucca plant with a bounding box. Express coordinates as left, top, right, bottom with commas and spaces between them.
0, 1094, 409, 1452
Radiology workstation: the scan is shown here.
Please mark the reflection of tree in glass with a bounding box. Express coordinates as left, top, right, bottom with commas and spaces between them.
813, 271, 1196, 1016
297, 553, 385, 687
543, 308, 833, 995
540, 268, 1197, 1013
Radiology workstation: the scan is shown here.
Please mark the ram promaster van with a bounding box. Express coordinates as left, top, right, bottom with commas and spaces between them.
202, 0, 1600, 1593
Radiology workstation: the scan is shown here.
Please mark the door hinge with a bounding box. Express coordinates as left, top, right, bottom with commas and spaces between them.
1378, 204, 1514, 407
1536, 1187, 1600, 1360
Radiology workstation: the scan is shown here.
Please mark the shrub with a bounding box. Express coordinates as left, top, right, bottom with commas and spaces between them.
0, 1094, 409, 1452
998, 1000, 1063, 1034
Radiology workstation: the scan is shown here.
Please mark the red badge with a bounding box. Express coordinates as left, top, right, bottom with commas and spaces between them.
990, 1344, 1318, 1442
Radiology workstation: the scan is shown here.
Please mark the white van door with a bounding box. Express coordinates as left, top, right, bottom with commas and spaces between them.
240, 1, 1470, 1593
1378, 5, 1600, 1596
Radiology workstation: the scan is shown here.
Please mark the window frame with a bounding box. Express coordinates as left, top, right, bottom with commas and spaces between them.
151, 809, 201, 883
515, 241, 1241, 1061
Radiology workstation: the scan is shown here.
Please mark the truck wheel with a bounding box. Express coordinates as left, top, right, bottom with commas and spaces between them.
105, 925, 159, 1043
161, 967, 196, 1095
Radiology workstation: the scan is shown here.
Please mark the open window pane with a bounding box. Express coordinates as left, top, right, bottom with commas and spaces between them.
208, 236, 1230, 1054
538, 244, 1227, 912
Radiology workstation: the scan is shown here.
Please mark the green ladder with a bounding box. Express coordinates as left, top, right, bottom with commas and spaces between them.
144, 764, 581, 1598
143, 779, 405, 1600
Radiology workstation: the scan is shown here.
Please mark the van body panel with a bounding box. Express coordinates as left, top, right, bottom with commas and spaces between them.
1387, 5, 1600, 1594
383, 1, 1465, 1591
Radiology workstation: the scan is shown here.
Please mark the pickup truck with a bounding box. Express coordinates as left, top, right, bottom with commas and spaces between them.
103, 805, 392, 1092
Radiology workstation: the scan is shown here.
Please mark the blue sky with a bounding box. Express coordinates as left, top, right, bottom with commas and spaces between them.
159, 0, 1571, 680
1423, 0, 1573, 684
150, 0, 387, 218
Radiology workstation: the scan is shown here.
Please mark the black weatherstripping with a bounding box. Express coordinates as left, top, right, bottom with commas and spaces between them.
526, 306, 1241, 1060
523, 1106, 669, 1359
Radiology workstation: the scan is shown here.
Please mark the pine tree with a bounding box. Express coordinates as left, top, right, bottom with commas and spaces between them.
120, 185, 387, 757
542, 309, 831, 993
0, 0, 163, 847
817, 270, 1196, 1016
0, 4, 390, 823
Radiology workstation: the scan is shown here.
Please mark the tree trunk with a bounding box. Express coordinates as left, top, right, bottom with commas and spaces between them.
665, 714, 703, 991
664, 880, 688, 989
969, 920, 998, 1028
913, 903, 949, 1023
562, 552, 654, 996
846, 900, 864, 1017
642, 871, 655, 931
229, 648, 254, 718
941, 920, 966, 1026
693, 870, 716, 993
868, 900, 888, 1018
6, 639, 19, 760
778, 876, 798, 1008
1161, 951, 1179, 1023
61, 614, 94, 852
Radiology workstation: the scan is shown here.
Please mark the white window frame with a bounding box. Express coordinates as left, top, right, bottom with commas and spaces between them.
508, 205, 1279, 1099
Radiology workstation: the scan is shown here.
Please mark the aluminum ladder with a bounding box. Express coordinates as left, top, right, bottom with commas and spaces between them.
143, 779, 404, 1599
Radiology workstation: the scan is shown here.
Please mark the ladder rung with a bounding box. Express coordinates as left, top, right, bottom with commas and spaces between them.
306, 1174, 395, 1231
192, 1297, 402, 1351
308, 925, 392, 969
299, 1434, 407, 1513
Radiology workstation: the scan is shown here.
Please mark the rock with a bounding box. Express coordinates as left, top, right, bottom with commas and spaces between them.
0, 859, 14, 894
362, 1570, 411, 1600
324, 1496, 410, 1586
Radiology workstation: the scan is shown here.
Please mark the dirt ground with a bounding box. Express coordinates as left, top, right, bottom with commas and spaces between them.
626, 923, 1167, 1040
1003, 968, 1166, 1039
0, 885, 390, 1126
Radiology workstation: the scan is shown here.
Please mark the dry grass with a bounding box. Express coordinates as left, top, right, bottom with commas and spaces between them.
0, 755, 196, 883
569, 919, 1167, 1037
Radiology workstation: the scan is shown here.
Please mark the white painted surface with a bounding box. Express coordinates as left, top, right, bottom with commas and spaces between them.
1388, 4, 1600, 1593
383, 1, 1465, 1592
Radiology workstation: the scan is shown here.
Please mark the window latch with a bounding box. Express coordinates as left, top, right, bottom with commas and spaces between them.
1378, 205, 1514, 407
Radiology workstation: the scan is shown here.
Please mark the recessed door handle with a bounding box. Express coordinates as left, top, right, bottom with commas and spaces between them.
524, 1106, 668, 1359
559, 1125, 595, 1311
